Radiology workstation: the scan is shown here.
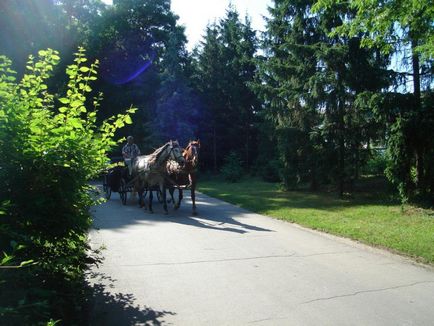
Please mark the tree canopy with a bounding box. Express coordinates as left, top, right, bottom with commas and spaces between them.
1, 0, 433, 322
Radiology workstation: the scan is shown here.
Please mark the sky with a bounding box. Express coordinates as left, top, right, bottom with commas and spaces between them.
101, 0, 272, 50
171, 0, 272, 50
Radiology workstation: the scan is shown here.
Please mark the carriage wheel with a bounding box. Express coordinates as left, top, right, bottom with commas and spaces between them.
157, 189, 163, 203
103, 175, 112, 200
119, 178, 127, 205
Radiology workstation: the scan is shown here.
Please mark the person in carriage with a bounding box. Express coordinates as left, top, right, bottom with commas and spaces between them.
122, 135, 140, 177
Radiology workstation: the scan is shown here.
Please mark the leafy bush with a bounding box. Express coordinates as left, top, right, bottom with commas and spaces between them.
0, 48, 135, 324
258, 159, 281, 182
221, 152, 243, 182
362, 149, 388, 176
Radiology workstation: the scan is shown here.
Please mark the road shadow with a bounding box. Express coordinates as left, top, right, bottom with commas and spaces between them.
141, 195, 274, 234
92, 185, 274, 234
88, 272, 175, 325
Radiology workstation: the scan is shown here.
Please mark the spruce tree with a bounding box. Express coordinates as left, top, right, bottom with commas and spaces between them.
194, 7, 259, 171
256, 0, 390, 194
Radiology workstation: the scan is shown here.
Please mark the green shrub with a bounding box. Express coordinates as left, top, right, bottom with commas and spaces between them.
259, 159, 281, 182
362, 149, 388, 176
221, 152, 243, 182
0, 48, 135, 324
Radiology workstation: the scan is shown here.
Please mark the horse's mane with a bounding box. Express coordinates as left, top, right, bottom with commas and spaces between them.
147, 142, 169, 165
147, 140, 181, 164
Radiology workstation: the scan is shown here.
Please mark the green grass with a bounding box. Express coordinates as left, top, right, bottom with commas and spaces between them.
198, 176, 434, 265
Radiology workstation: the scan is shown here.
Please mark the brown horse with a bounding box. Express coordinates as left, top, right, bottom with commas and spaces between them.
133, 140, 185, 214
166, 140, 200, 215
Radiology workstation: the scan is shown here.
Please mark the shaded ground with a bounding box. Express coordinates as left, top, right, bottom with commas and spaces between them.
88, 272, 175, 325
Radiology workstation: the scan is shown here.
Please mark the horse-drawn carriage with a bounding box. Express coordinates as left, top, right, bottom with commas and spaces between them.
102, 158, 163, 205
102, 140, 200, 215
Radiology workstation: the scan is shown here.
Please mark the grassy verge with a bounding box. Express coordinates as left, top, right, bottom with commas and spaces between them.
198, 176, 434, 265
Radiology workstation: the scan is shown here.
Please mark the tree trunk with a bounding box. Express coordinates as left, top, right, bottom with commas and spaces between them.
310, 159, 318, 191
245, 123, 249, 170
411, 39, 424, 193
213, 125, 217, 172
411, 39, 421, 108
338, 97, 345, 198
355, 142, 360, 181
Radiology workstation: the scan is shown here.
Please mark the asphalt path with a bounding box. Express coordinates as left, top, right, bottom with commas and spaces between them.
88, 189, 434, 325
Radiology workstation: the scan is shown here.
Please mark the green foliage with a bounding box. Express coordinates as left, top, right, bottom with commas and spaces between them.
313, 0, 434, 61
256, 159, 281, 183
221, 152, 243, 182
194, 7, 259, 170
154, 28, 201, 145
84, 0, 182, 152
362, 150, 388, 177
0, 48, 136, 324
255, 0, 391, 195
313, 0, 434, 204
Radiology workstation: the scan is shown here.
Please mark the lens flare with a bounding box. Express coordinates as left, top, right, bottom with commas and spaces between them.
100, 34, 156, 85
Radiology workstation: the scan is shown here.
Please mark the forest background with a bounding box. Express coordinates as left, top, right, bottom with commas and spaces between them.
0, 1, 432, 323
1, 0, 433, 202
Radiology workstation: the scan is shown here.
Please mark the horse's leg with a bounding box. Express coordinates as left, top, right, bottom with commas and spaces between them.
168, 186, 175, 204
144, 189, 148, 210
175, 189, 183, 210
135, 181, 145, 208
191, 174, 197, 216
138, 188, 144, 207
162, 182, 168, 214
145, 190, 149, 207
148, 188, 153, 213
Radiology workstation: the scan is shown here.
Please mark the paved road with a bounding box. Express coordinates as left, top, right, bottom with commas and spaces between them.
88, 190, 434, 325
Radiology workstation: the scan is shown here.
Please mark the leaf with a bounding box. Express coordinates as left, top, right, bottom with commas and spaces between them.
79, 67, 90, 73
125, 115, 133, 124
30, 125, 43, 134
115, 120, 125, 128
71, 100, 82, 108
59, 98, 69, 104
69, 118, 82, 129
1, 253, 13, 265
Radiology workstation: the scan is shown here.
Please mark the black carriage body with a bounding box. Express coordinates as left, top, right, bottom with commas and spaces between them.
106, 166, 123, 192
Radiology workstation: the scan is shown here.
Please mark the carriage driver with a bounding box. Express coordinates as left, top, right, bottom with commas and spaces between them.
122, 136, 141, 176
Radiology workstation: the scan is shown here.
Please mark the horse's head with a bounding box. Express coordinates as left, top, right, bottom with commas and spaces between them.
184, 140, 200, 167
168, 140, 186, 166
